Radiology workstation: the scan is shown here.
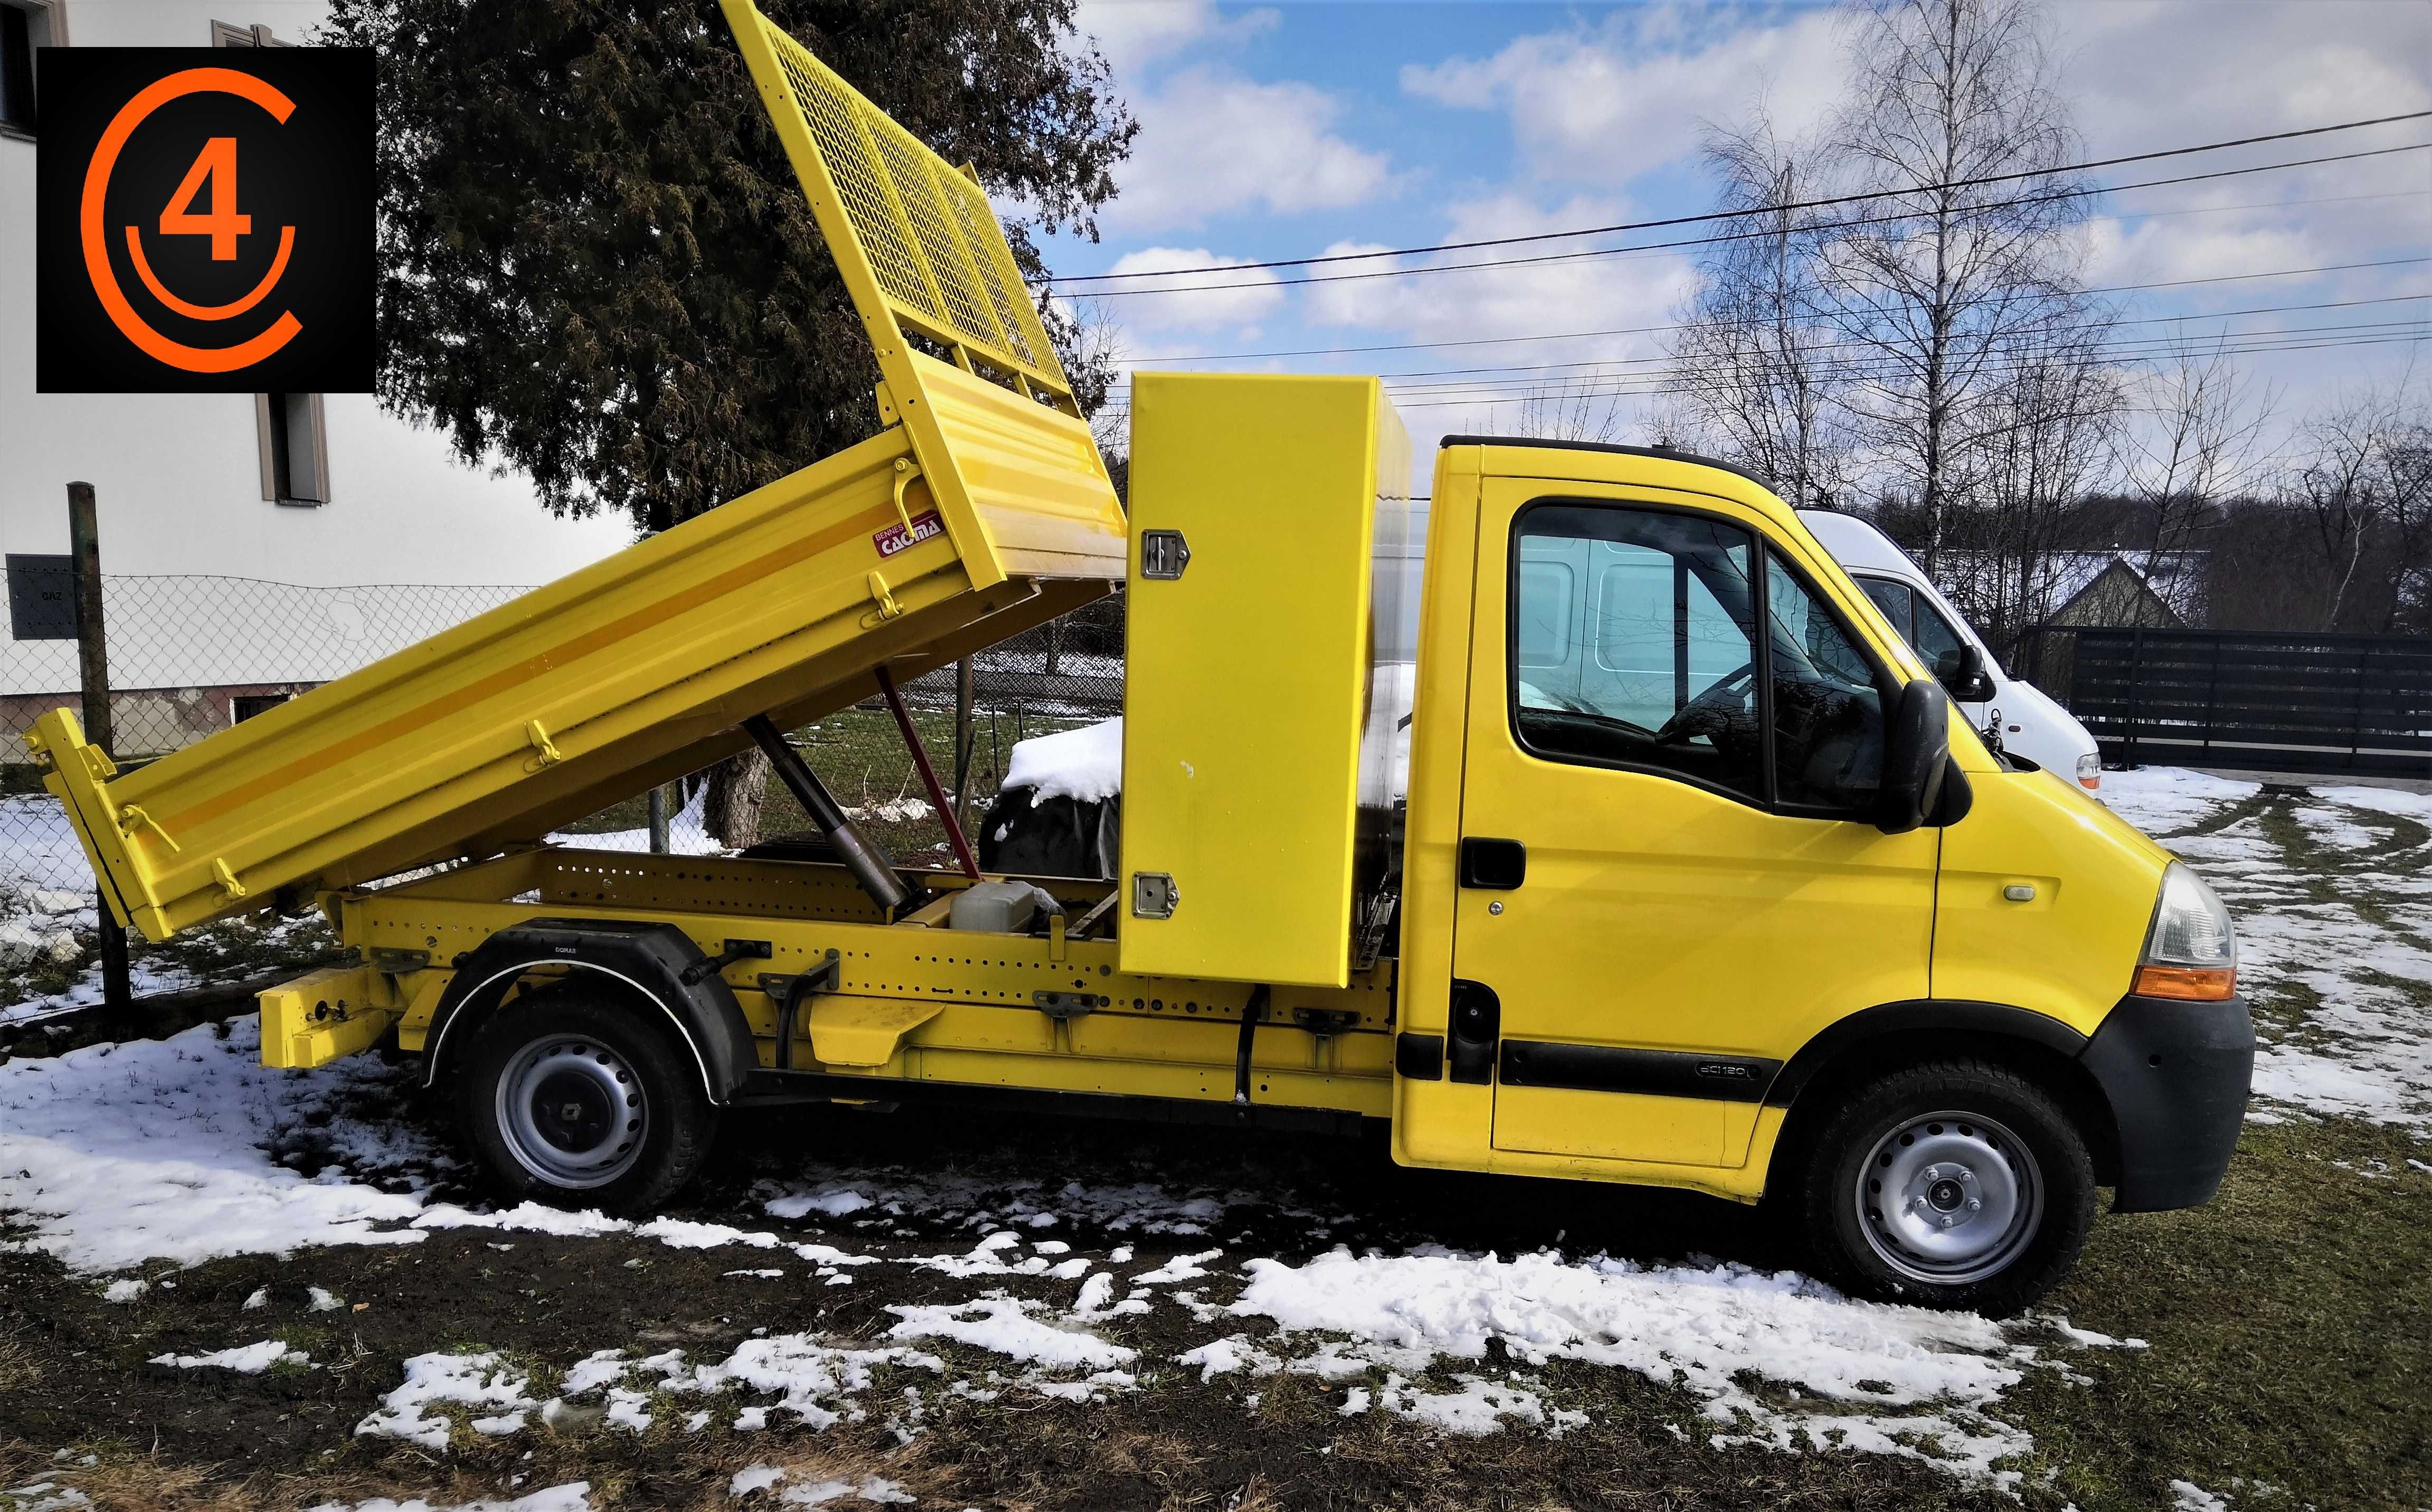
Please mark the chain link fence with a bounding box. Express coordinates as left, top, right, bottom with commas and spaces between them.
0, 575, 1123, 1009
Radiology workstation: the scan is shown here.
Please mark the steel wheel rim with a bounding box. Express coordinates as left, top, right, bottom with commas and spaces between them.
1854, 1108, 2042, 1286
496, 1033, 647, 1189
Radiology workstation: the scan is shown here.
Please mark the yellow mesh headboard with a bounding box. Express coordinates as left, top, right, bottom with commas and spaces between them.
721, 0, 1074, 409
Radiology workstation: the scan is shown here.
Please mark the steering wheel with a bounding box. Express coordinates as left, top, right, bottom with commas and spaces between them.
1652, 663, 1755, 746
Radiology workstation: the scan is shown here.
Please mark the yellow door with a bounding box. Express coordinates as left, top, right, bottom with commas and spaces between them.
1453, 480, 1938, 1169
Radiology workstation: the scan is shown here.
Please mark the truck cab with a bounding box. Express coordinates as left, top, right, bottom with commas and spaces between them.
26, 0, 2253, 1318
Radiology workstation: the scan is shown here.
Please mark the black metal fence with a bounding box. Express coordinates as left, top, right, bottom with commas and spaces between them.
2027, 626, 2432, 778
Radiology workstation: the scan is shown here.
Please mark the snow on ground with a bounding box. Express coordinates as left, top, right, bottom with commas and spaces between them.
0, 1009, 2141, 1487
2096, 767, 2260, 835
0, 1017, 433, 1272
8, 761, 2426, 1495
2102, 768, 2432, 1130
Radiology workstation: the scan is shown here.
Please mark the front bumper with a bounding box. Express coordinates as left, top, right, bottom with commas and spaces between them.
2079, 993, 2255, 1213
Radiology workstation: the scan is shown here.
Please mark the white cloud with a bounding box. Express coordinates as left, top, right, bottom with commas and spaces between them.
2060, 1, 2429, 154
1402, 6, 1846, 186
1104, 68, 1397, 234
1292, 197, 1702, 453
1094, 246, 1287, 332
1077, 0, 1280, 77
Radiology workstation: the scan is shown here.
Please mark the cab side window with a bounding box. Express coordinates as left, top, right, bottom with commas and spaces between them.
1513, 506, 1765, 801
1767, 557, 1886, 810
1512, 503, 1889, 815
1908, 595, 1972, 685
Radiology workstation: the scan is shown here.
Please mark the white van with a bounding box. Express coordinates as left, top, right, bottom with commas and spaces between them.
1798, 509, 2103, 793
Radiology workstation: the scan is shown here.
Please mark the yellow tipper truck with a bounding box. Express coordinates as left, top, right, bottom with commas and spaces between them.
29, 0, 2252, 1314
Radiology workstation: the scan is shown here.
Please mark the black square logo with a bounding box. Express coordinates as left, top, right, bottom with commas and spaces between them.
35, 48, 374, 393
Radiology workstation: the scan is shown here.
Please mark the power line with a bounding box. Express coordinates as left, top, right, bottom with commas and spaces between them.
1053, 111, 2431, 285
1380, 332, 2431, 410
1108, 292, 2429, 389
1360, 319, 2430, 398
1121, 256, 2432, 364
1092, 326, 2428, 415
1068, 143, 2430, 298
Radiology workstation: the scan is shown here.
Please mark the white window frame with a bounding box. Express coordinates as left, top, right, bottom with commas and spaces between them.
0, 0, 67, 143
257, 392, 333, 506
210, 20, 287, 47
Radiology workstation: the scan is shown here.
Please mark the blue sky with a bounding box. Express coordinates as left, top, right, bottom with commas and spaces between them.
1033, 1, 2432, 476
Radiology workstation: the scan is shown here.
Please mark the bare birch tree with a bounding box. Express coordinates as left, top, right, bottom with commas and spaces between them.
1669, 116, 1851, 506
1818, 0, 2098, 571
2116, 338, 2280, 562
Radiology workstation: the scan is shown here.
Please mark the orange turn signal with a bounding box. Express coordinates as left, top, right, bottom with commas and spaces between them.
2134, 963, 2237, 1001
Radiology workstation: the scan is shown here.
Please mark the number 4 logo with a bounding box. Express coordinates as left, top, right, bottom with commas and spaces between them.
159, 137, 250, 260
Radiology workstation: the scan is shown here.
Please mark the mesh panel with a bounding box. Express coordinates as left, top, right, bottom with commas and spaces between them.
751, 14, 1066, 390
769, 31, 941, 324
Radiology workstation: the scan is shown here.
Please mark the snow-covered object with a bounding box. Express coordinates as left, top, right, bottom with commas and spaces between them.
1002, 718, 1122, 806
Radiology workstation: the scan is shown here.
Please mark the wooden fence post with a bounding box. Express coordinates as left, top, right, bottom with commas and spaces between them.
68, 482, 133, 1018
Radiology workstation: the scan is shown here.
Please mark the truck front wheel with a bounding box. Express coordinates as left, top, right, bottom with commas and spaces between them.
456, 985, 717, 1214
1794, 1060, 2095, 1316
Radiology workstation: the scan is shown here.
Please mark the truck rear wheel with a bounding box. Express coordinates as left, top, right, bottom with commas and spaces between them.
456, 985, 716, 1214
1794, 1060, 2094, 1316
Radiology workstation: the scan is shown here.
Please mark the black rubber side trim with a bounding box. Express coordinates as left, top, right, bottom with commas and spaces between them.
421, 917, 758, 1104
1395, 1032, 1444, 1081
2079, 993, 2254, 1213
1438, 435, 1776, 493
1763, 999, 2088, 1108
734, 1069, 1375, 1138
1500, 1041, 1780, 1103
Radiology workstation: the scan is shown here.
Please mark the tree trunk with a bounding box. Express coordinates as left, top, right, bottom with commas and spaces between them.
703, 748, 773, 848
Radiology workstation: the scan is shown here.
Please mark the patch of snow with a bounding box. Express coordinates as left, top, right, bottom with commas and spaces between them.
885, 1294, 1135, 1372
2170, 1482, 2230, 1512
149, 1339, 307, 1373
0, 1017, 431, 1273
357, 1353, 540, 1452
2098, 767, 2260, 836
304, 1485, 591, 1512
2312, 785, 2432, 821
309, 1286, 346, 1312
1003, 718, 1122, 806
242, 1287, 268, 1310
765, 1187, 875, 1220
100, 1279, 147, 1303
1219, 1248, 2078, 1486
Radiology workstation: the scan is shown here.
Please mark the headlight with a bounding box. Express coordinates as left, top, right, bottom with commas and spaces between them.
2134, 862, 2238, 1000
2076, 752, 2102, 790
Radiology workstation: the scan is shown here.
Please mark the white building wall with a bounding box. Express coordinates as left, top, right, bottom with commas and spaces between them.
0, 0, 636, 586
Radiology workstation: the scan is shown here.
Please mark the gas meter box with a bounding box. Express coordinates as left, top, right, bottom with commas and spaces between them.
1119, 374, 1414, 988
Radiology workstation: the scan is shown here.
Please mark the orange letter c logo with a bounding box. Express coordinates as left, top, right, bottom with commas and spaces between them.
80, 67, 302, 374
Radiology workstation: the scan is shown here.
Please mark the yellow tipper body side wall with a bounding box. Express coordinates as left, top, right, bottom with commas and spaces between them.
1119, 374, 1412, 988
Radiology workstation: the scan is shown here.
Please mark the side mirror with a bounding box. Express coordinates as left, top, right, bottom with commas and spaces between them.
1936, 644, 1996, 703
1878, 678, 1951, 834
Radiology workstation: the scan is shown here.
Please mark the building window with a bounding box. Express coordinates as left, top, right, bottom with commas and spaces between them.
257, 392, 333, 506
231, 693, 289, 723
0, 1, 64, 139
210, 20, 286, 47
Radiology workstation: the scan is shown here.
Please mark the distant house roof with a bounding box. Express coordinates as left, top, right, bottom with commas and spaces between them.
1934, 548, 2206, 629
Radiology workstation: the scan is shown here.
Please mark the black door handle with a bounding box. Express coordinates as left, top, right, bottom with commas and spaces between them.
1459, 837, 1526, 889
